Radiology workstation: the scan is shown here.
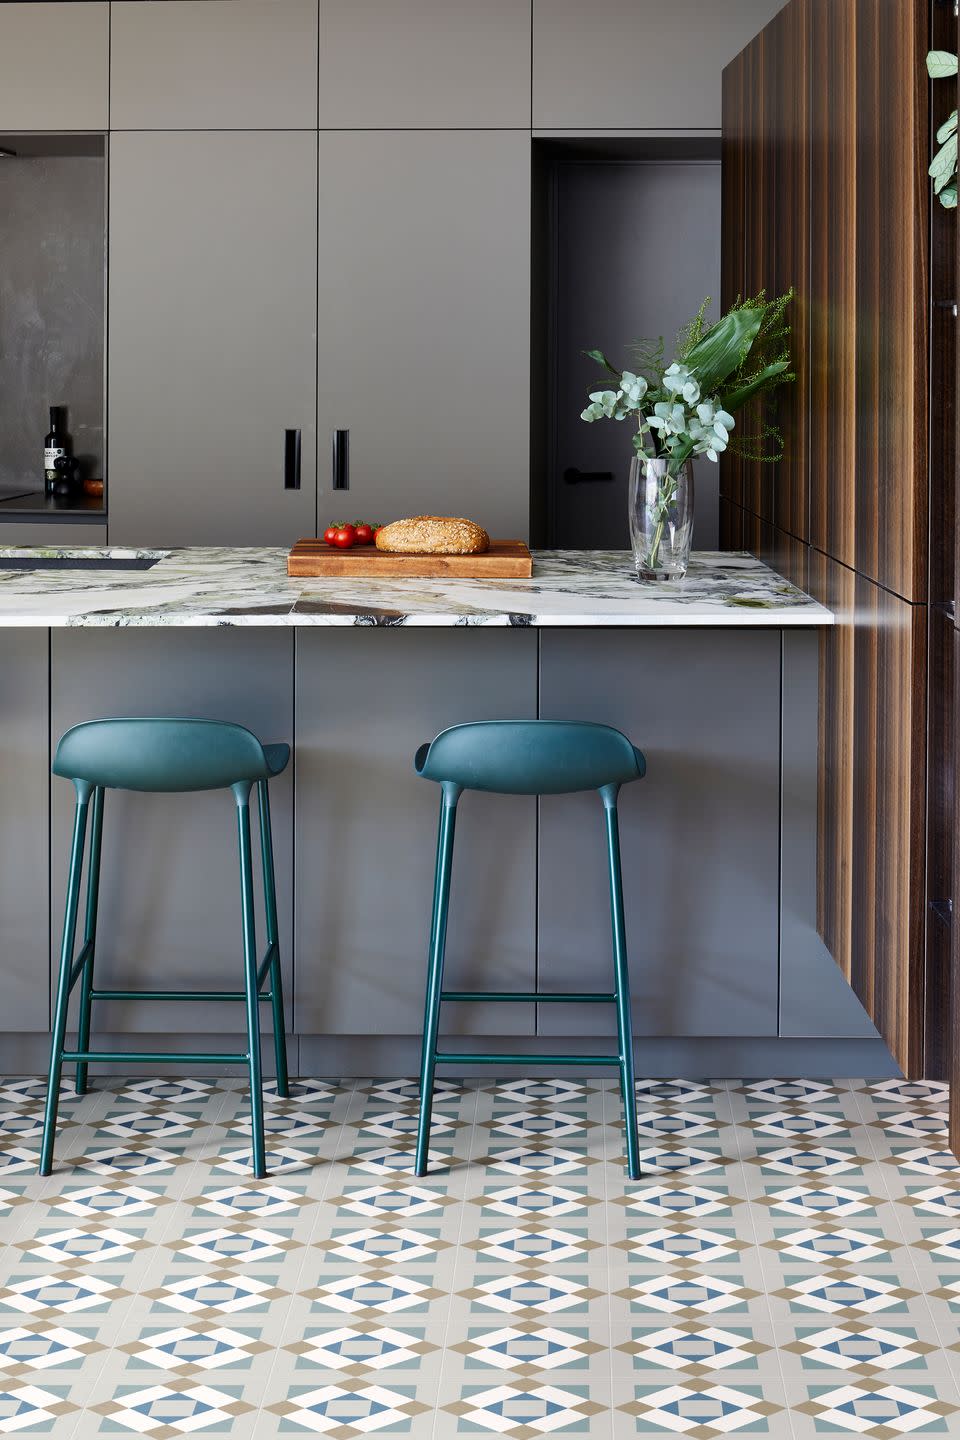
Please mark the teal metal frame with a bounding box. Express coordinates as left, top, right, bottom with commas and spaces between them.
40, 719, 290, 1180
413, 721, 645, 1181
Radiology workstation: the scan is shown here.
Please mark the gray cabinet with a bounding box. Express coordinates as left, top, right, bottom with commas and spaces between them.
533, 0, 786, 130
108, 132, 318, 547
537, 629, 781, 1036
0, 4, 108, 131
295, 629, 537, 1035
0, 632, 49, 1031
316, 132, 531, 538
50, 629, 294, 1035
110, 0, 318, 130
317, 1, 531, 129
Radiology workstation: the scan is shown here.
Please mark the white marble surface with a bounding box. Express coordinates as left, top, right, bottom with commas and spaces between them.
0, 547, 833, 627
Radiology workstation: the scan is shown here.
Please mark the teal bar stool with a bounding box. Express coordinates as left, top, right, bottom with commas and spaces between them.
413, 719, 646, 1180
40, 717, 291, 1180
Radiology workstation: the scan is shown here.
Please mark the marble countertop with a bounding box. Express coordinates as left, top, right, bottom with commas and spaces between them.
0, 547, 834, 627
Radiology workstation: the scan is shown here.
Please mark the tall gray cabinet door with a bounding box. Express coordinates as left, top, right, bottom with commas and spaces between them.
317, 1, 531, 128
533, 0, 785, 130
316, 133, 531, 539
50, 630, 294, 1036
110, 1, 318, 129
295, 629, 537, 1036
0, 4, 108, 130
108, 133, 318, 547
0, 632, 49, 1032
538, 629, 781, 1036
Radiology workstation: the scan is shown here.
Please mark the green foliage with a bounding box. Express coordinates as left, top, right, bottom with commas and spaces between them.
928, 51, 958, 210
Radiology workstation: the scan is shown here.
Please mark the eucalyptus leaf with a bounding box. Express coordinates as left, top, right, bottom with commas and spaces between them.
942, 183, 958, 208
937, 110, 958, 145
931, 132, 957, 187
927, 49, 958, 77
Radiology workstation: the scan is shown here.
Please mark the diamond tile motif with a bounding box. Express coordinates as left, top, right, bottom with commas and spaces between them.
783, 1325, 938, 1375
0, 1074, 954, 1436
270, 1383, 431, 1433
796, 1382, 957, 1435
93, 1382, 252, 1434
620, 1382, 782, 1436
616, 1325, 772, 1376
445, 1382, 605, 1436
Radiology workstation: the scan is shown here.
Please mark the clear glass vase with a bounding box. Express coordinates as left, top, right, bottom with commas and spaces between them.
628, 454, 694, 580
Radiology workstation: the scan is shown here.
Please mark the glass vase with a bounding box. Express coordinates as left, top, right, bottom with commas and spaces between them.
628, 454, 694, 580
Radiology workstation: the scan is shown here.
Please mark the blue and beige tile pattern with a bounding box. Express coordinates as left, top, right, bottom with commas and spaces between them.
0, 1075, 958, 1435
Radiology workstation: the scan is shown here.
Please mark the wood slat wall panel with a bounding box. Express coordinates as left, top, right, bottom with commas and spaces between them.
722, 0, 931, 1078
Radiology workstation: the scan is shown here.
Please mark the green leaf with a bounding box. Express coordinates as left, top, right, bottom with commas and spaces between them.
722, 360, 791, 413
927, 49, 958, 78
681, 308, 764, 393
940, 182, 958, 209
937, 110, 958, 144
931, 132, 957, 184
583, 348, 621, 378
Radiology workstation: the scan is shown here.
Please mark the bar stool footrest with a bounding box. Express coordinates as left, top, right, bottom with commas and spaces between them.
440, 991, 616, 1003
60, 1050, 249, 1065
433, 1052, 622, 1067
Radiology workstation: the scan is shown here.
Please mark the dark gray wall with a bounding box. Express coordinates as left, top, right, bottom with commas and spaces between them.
0, 151, 105, 492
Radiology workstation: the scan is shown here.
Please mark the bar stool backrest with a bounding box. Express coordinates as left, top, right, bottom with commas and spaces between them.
53, 717, 286, 793
414, 719, 645, 796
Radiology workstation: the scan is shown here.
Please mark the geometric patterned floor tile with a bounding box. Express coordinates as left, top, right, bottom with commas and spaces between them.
92, 1382, 253, 1436
618, 1381, 783, 1437
782, 1325, 939, 1375
267, 1383, 430, 1435
450, 1324, 604, 1375
444, 1383, 605, 1436
794, 1382, 958, 1436
0, 1075, 955, 1438
615, 1325, 772, 1376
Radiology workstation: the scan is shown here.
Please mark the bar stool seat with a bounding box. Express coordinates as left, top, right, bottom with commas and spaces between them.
40, 718, 291, 1179
413, 719, 646, 1180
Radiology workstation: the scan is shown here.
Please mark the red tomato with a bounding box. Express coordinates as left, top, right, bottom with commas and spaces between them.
353, 522, 374, 545
323, 525, 339, 546
333, 524, 357, 548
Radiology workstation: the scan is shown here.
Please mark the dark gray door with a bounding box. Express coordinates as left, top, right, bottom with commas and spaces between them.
295, 628, 537, 1035
0, 632, 49, 1031
316, 132, 531, 539
0, 3, 108, 130
108, 132, 318, 547
317, 0, 531, 128
537, 629, 781, 1036
550, 159, 721, 551
110, 0, 318, 129
533, 0, 786, 129
50, 630, 294, 1036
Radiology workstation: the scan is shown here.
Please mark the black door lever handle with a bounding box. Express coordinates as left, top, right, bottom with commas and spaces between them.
563, 467, 615, 484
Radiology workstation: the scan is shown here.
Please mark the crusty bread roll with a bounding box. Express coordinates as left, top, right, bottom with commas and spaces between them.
375, 516, 490, 555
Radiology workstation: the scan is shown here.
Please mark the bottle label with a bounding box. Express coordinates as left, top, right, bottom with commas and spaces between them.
45, 446, 65, 479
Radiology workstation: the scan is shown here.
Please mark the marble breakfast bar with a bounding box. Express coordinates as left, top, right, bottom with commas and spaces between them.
0, 546, 888, 1078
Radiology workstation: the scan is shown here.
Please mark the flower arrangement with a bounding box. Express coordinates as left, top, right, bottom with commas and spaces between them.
927, 50, 957, 210
580, 291, 795, 577
580, 290, 795, 463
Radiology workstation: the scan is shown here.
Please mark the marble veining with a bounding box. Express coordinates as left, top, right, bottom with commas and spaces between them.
0, 547, 833, 627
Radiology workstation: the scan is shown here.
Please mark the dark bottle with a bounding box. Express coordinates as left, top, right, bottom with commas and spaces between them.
44, 406, 71, 496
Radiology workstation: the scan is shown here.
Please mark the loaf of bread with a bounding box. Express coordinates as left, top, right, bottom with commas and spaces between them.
375, 516, 490, 555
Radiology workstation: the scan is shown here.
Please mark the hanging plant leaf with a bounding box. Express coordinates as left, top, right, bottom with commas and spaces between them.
927, 50, 958, 77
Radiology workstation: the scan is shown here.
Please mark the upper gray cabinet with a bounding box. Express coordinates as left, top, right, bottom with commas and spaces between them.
108, 131, 318, 547
316, 131, 531, 538
0, 3, 108, 130
317, 1, 531, 128
110, 0, 318, 129
533, 0, 786, 130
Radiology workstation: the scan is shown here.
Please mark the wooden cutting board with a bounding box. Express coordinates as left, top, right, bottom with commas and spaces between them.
287, 538, 533, 579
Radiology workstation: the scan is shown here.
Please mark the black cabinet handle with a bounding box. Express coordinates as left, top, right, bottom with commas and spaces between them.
284, 429, 301, 491
332, 428, 350, 491
563, 466, 614, 485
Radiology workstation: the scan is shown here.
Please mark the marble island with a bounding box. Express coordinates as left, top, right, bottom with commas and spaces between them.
0, 546, 833, 627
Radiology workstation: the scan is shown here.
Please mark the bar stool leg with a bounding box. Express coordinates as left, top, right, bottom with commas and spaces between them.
236, 785, 267, 1179
258, 781, 289, 1098
602, 786, 641, 1181
415, 786, 459, 1177
75, 786, 104, 1096
40, 782, 91, 1175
